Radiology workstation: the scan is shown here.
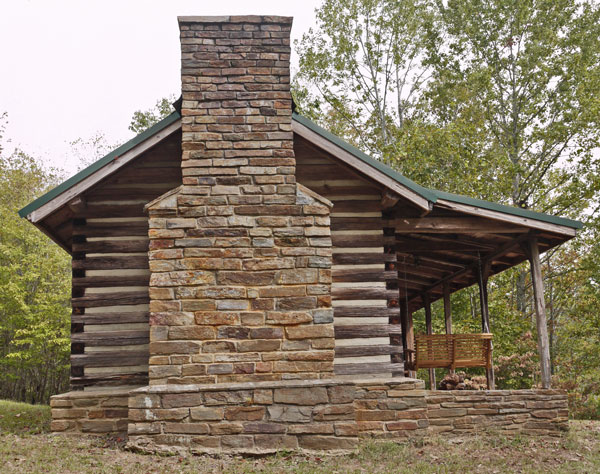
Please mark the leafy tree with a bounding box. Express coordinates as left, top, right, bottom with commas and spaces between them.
128, 95, 177, 135
0, 136, 71, 404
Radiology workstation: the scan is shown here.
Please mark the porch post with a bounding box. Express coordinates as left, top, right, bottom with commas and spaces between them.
443, 282, 452, 334
477, 261, 495, 389
443, 282, 454, 375
400, 304, 415, 377
423, 293, 436, 390
527, 236, 552, 389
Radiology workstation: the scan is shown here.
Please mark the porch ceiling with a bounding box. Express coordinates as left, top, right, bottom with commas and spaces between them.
390, 206, 573, 312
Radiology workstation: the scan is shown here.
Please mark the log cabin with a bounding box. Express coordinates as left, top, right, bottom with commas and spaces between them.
18, 15, 577, 449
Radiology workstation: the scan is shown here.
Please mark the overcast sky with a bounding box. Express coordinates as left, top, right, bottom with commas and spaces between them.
0, 0, 321, 173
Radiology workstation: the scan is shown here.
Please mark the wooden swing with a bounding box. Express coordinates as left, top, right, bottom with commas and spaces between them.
407, 333, 493, 371
401, 254, 494, 383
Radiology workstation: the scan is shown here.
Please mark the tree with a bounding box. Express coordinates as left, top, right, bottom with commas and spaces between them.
128, 95, 177, 135
295, 0, 437, 161
0, 143, 71, 404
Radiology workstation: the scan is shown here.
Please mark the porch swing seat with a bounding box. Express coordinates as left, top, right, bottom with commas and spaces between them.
407, 333, 493, 370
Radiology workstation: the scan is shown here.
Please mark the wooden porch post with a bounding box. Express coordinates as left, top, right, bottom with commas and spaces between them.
423, 293, 436, 390
527, 236, 552, 389
443, 282, 452, 335
443, 282, 454, 375
477, 261, 495, 389
400, 303, 415, 377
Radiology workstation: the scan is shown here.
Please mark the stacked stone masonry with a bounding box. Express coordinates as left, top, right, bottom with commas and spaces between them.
144, 16, 335, 385
426, 389, 569, 436
50, 389, 130, 434
127, 378, 428, 455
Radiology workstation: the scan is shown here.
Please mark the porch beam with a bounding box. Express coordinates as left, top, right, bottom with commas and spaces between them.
408, 234, 529, 305
526, 236, 552, 389
388, 217, 528, 234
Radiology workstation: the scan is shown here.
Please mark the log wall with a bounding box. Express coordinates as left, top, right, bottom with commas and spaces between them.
295, 137, 403, 377
70, 132, 181, 390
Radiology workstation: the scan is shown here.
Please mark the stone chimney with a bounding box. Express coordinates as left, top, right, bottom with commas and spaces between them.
145, 16, 334, 385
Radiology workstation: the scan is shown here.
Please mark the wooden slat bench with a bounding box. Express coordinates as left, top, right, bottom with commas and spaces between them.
407, 333, 493, 371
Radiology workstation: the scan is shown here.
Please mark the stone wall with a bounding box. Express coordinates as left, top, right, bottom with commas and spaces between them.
426, 390, 569, 436
127, 378, 428, 455
143, 15, 335, 385
50, 389, 130, 434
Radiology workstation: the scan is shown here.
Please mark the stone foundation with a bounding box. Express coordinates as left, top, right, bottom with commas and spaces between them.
50, 389, 130, 434
48, 383, 569, 452
426, 389, 569, 436
127, 378, 428, 455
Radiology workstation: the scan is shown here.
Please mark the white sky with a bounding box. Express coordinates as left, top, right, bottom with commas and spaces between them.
0, 0, 321, 173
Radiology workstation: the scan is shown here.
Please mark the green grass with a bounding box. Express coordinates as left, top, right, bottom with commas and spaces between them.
0, 400, 51, 435
0, 401, 599, 473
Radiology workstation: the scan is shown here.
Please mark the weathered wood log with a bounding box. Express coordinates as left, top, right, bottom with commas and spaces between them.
71, 291, 149, 308
334, 362, 404, 375
73, 204, 146, 218
331, 234, 384, 248
331, 217, 384, 231
71, 330, 149, 346
333, 306, 398, 318
333, 253, 394, 265
334, 324, 403, 339
70, 351, 149, 367
389, 217, 528, 233
332, 269, 398, 282
72, 239, 149, 253
72, 256, 149, 270
70, 311, 149, 325
72, 275, 150, 288
73, 223, 148, 237
331, 288, 402, 300
334, 344, 403, 357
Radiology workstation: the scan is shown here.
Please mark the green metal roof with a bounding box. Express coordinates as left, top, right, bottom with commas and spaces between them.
19, 109, 582, 231
292, 112, 582, 231
18, 111, 181, 218
292, 113, 439, 203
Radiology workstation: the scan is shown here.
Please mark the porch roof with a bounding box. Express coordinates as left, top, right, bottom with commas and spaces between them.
18, 112, 582, 303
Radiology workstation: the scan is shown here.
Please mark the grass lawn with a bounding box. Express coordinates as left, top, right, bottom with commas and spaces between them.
1, 400, 599, 473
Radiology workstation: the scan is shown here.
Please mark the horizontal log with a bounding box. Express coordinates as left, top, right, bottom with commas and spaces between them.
331, 200, 382, 213
72, 275, 150, 288
332, 269, 397, 283
302, 185, 381, 197
334, 306, 399, 318
335, 344, 403, 358
73, 223, 148, 237
389, 217, 528, 234
334, 362, 404, 375
72, 239, 149, 253
71, 330, 149, 346
70, 351, 149, 367
73, 204, 146, 218
71, 291, 149, 308
71, 312, 149, 325
332, 288, 401, 300
72, 256, 149, 270
335, 324, 402, 339
332, 234, 384, 248
331, 217, 383, 231
70, 373, 149, 388
333, 253, 394, 265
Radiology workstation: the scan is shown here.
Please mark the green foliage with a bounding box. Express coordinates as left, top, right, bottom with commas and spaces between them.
298, 0, 600, 417
128, 95, 177, 135
0, 130, 71, 405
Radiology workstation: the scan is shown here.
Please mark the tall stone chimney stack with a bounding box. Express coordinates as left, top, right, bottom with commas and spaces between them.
145, 16, 334, 385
